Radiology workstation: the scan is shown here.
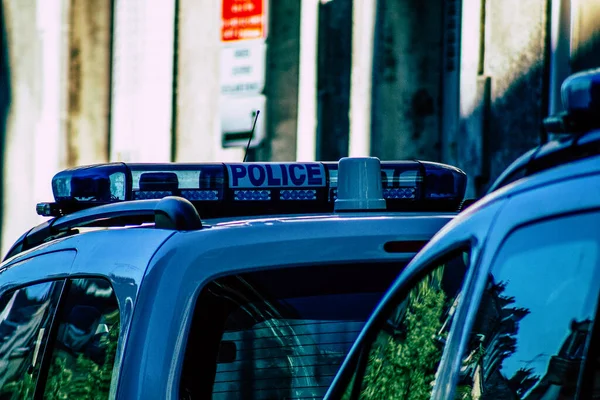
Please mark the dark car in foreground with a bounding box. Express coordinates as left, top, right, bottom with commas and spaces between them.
324, 68, 600, 400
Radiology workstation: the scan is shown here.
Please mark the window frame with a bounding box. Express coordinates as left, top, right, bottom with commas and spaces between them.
34, 278, 71, 398
325, 243, 473, 400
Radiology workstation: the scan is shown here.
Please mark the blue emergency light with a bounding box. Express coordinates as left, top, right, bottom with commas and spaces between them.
561, 68, 600, 116
544, 68, 600, 134
37, 160, 467, 218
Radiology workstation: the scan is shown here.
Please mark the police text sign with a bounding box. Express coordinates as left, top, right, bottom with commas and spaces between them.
227, 163, 326, 188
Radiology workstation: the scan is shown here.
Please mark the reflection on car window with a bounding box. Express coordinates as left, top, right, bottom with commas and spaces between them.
458, 212, 600, 399
344, 249, 470, 400
0, 281, 64, 399
42, 278, 120, 399
179, 262, 408, 400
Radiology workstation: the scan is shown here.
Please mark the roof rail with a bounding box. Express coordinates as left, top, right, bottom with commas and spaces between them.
487, 130, 600, 194
486, 147, 540, 194
3, 197, 201, 261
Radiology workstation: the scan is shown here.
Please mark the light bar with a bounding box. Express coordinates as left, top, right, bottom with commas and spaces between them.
39, 160, 467, 217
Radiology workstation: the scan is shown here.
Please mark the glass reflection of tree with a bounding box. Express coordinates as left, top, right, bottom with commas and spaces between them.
358, 267, 448, 400
457, 279, 537, 399
44, 318, 119, 399
458, 276, 595, 400
1, 369, 37, 399
43, 310, 120, 400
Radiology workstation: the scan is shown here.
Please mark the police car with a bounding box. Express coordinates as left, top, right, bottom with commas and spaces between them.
0, 157, 468, 399
323, 69, 600, 400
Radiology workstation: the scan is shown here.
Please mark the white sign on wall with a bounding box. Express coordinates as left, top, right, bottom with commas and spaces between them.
220, 95, 266, 148
220, 40, 266, 96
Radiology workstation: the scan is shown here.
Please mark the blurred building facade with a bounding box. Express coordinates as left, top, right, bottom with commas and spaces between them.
1, 0, 600, 256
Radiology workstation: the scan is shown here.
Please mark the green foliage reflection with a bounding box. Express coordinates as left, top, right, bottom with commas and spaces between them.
43, 317, 119, 400
357, 267, 448, 400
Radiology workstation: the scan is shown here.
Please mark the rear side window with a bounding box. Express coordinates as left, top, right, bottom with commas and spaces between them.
41, 278, 121, 399
457, 212, 600, 399
0, 281, 64, 399
180, 262, 408, 399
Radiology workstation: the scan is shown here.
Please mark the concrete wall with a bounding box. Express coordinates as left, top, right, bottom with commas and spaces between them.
66, 0, 111, 166
0, 1, 9, 256
295, 0, 319, 162
110, 0, 175, 163
440, 0, 462, 166
3, 0, 598, 257
370, 0, 445, 162
176, 0, 301, 163
253, 0, 300, 162
459, 0, 550, 196
1, 0, 70, 256
1, 0, 112, 256
315, 0, 353, 161
348, 0, 377, 158
570, 0, 600, 73
175, 0, 264, 163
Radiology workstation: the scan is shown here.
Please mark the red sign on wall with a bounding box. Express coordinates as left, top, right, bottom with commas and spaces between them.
221, 0, 266, 42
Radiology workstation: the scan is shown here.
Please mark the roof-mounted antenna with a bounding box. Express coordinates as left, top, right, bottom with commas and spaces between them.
243, 110, 260, 162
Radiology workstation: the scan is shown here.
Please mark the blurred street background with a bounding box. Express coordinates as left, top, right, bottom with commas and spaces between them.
0, 0, 599, 255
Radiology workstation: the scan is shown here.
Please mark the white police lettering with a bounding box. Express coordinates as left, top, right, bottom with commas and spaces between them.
227, 163, 326, 188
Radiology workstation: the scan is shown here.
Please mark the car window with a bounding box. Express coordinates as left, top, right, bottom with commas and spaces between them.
0, 281, 64, 399
41, 278, 121, 399
179, 262, 409, 400
457, 212, 600, 399
339, 249, 470, 400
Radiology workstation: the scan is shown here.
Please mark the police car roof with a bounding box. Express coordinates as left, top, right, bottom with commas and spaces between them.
5, 157, 467, 261
0, 211, 456, 293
